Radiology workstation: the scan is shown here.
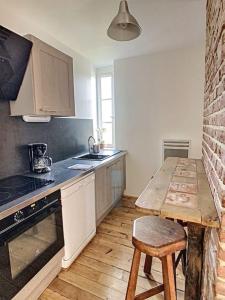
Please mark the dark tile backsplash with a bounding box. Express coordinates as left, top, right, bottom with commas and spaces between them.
0, 101, 93, 179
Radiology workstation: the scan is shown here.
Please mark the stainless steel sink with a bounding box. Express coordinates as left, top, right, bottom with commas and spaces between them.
75, 153, 110, 161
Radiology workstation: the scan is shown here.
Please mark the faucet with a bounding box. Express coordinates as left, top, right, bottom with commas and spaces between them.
88, 136, 96, 153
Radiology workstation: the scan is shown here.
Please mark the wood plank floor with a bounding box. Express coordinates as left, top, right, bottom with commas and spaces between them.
39, 197, 185, 300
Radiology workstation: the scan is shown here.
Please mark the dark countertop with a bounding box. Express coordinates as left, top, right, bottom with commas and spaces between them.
0, 149, 126, 220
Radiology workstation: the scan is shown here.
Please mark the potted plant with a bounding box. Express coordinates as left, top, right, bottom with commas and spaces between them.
96, 128, 105, 149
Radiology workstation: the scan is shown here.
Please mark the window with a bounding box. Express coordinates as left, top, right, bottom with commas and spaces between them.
96, 68, 114, 147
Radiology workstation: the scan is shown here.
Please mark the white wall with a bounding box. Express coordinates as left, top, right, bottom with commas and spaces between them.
0, 5, 96, 120
75, 56, 96, 120
114, 45, 205, 196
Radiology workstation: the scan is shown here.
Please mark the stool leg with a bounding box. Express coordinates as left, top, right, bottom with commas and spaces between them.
144, 255, 152, 275
175, 249, 187, 276
181, 249, 187, 275
172, 253, 177, 291
162, 254, 177, 300
126, 248, 141, 300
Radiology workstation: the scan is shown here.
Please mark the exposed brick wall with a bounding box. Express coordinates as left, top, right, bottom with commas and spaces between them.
203, 1, 225, 299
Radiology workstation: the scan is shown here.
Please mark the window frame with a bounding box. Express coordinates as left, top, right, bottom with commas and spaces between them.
96, 67, 115, 148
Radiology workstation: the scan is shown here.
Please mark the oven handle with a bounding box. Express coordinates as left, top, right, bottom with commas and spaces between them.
0, 201, 62, 239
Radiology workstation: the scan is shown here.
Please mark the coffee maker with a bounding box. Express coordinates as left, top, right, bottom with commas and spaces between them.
28, 143, 52, 173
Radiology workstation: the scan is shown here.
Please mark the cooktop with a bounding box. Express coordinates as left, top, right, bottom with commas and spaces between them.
0, 175, 54, 206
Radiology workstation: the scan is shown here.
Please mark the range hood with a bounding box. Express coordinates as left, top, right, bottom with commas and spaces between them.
0, 25, 32, 101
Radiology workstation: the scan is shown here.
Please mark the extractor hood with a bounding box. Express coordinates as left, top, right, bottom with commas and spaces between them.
0, 25, 32, 101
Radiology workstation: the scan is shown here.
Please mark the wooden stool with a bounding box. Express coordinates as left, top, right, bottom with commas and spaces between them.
126, 216, 186, 300
144, 219, 187, 277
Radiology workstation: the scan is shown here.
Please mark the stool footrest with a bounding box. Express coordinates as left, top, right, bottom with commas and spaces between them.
134, 284, 164, 300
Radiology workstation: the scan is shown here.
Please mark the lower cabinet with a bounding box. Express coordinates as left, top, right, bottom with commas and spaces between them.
96, 155, 126, 224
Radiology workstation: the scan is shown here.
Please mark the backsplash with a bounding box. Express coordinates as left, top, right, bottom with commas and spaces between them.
0, 101, 93, 179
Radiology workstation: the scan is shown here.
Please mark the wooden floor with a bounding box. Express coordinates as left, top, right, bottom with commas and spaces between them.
39, 197, 185, 300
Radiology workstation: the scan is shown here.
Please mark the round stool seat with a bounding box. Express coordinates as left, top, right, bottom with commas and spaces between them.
132, 216, 186, 257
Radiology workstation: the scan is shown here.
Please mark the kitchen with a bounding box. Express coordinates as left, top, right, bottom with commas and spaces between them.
0, 0, 223, 299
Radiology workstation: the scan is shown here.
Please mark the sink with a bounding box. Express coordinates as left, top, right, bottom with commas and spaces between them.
75, 153, 110, 161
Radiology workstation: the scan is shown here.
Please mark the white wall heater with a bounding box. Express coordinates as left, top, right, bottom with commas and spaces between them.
162, 139, 191, 161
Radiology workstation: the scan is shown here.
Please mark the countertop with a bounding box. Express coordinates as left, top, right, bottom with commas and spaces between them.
135, 157, 219, 228
0, 149, 126, 220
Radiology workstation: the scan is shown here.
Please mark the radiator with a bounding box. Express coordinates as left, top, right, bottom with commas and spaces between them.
162, 140, 191, 161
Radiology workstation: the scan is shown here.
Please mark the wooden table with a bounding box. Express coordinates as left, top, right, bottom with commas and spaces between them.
135, 157, 220, 300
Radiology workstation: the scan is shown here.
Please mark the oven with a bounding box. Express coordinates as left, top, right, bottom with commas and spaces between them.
0, 190, 64, 300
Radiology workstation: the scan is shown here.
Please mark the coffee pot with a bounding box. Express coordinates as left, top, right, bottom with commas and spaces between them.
28, 143, 52, 173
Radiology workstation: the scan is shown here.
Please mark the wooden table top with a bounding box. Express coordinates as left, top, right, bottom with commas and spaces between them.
135, 157, 220, 228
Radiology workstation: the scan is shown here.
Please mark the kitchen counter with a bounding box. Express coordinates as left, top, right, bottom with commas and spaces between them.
135, 157, 219, 300
136, 157, 219, 228
0, 149, 126, 220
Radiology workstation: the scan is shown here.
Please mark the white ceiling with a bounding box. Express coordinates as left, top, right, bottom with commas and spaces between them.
3, 0, 206, 66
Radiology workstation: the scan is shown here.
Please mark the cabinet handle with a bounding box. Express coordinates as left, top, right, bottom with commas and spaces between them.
40, 108, 57, 113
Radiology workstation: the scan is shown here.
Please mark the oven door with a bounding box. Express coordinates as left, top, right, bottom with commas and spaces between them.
0, 201, 64, 300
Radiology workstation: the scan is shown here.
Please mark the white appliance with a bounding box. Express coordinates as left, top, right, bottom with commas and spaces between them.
61, 173, 96, 268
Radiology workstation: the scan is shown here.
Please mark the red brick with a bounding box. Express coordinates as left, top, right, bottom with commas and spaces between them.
203, 1, 225, 298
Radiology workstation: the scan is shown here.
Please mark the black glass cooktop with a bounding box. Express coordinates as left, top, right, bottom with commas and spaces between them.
0, 175, 54, 206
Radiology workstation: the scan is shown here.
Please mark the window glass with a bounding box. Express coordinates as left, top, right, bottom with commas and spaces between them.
102, 123, 113, 145
97, 70, 114, 147
101, 100, 112, 123
101, 77, 112, 99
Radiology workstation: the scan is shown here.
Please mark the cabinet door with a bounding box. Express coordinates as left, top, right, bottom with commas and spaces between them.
106, 164, 114, 207
114, 158, 125, 203
95, 167, 109, 220
107, 157, 125, 206
32, 36, 75, 116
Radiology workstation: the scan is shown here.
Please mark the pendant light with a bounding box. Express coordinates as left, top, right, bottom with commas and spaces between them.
107, 0, 142, 41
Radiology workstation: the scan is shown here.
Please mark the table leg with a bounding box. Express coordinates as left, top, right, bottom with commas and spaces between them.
185, 223, 205, 300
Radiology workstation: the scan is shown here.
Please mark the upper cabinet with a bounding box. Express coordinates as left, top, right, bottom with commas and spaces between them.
10, 35, 75, 117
